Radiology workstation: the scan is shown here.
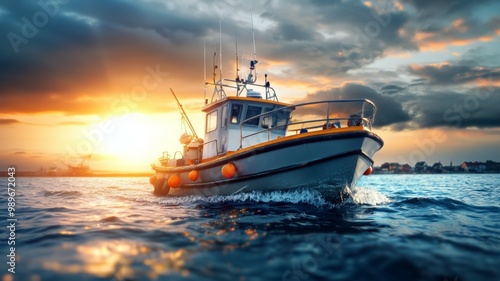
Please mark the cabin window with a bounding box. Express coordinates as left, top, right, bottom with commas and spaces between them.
221, 104, 228, 128
261, 107, 273, 129
262, 107, 289, 131
206, 110, 218, 132
244, 105, 262, 126
230, 104, 242, 124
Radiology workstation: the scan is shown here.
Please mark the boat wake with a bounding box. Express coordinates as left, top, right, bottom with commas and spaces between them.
346, 187, 392, 205
151, 187, 391, 208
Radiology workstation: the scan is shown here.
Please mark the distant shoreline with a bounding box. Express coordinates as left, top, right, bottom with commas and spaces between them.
0, 172, 153, 177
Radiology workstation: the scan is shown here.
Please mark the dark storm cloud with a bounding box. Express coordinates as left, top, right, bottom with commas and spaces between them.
406, 87, 500, 129
259, 0, 413, 76
272, 22, 321, 41
1, 0, 499, 127
408, 64, 500, 85
402, 0, 497, 19
297, 83, 500, 130
0, 119, 21, 125
293, 83, 411, 128
381, 84, 405, 95
0, 0, 221, 115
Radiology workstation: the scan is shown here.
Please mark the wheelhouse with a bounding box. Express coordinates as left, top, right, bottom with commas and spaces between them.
201, 96, 291, 160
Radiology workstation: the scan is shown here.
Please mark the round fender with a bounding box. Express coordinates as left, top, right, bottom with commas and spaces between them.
153, 177, 167, 196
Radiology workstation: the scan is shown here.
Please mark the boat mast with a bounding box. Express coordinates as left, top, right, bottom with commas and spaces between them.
235, 32, 241, 94
204, 40, 207, 104
219, 16, 223, 82
247, 5, 258, 85
251, 4, 257, 68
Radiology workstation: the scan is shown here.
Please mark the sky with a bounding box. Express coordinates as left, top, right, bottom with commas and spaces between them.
1, 0, 500, 173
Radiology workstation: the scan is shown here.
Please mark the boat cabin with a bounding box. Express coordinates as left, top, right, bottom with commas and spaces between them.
201, 93, 292, 160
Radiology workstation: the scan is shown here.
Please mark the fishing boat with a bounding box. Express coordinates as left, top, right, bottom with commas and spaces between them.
149, 21, 383, 201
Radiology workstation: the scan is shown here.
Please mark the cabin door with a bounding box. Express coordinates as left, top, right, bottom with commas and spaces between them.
219, 104, 229, 154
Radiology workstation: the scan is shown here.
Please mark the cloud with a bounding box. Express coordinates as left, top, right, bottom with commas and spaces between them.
0, 119, 21, 125
1, 0, 499, 134
413, 17, 497, 51
405, 87, 500, 129
402, 0, 497, 19
0, 1, 215, 115
381, 84, 406, 95
259, 0, 414, 77
292, 83, 411, 128
408, 63, 500, 85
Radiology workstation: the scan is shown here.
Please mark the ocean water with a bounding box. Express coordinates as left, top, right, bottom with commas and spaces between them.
1, 174, 499, 281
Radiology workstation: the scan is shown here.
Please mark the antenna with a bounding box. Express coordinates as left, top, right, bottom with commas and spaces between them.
249, 4, 258, 84
204, 40, 207, 104
251, 4, 257, 62
235, 33, 240, 81
219, 15, 223, 81
212, 41, 217, 84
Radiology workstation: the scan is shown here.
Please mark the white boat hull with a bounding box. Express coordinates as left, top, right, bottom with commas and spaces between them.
152, 129, 383, 201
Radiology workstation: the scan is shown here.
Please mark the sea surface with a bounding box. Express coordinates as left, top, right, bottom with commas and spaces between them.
1, 174, 499, 281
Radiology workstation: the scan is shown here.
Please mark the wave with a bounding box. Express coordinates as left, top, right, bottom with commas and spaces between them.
395, 197, 500, 214
397, 197, 470, 209
42, 190, 82, 198
98, 216, 124, 223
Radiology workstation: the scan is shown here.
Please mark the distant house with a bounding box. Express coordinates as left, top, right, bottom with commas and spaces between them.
401, 164, 412, 173
431, 162, 444, 173
390, 163, 401, 172
460, 162, 469, 172
415, 161, 427, 173
380, 162, 392, 173
462, 161, 487, 173
485, 160, 500, 172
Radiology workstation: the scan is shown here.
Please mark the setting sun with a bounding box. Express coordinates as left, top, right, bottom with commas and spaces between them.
99, 114, 155, 158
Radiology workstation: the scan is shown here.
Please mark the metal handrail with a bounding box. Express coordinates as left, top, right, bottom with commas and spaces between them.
239, 99, 377, 149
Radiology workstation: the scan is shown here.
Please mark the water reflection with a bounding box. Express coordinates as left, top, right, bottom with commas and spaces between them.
43, 240, 189, 280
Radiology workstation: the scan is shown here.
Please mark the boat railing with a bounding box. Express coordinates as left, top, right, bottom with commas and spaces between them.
206, 78, 279, 102
239, 99, 377, 149
158, 150, 185, 167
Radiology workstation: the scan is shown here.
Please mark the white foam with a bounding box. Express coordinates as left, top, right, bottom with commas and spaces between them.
156, 189, 334, 208
348, 187, 392, 205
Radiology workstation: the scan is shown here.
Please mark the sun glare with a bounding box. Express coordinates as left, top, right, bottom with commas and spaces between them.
103, 114, 151, 155
97, 113, 172, 170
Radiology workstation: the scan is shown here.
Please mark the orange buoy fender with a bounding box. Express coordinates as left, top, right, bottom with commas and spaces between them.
153, 177, 165, 195
149, 175, 156, 185
364, 166, 373, 176
189, 170, 199, 181
221, 163, 236, 179
168, 175, 181, 188
160, 180, 170, 196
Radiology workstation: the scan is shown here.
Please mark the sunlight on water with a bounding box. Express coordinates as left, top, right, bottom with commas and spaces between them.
3, 175, 499, 281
